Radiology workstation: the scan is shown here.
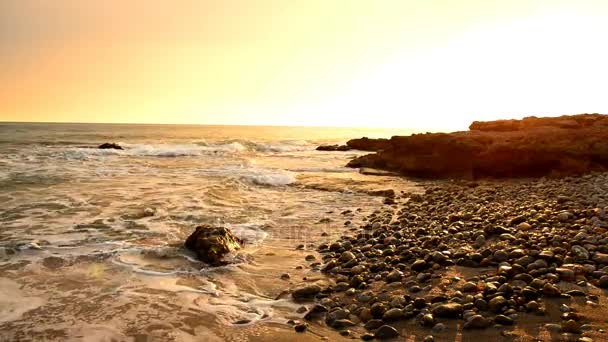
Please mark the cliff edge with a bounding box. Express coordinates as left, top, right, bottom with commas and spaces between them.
346, 114, 608, 179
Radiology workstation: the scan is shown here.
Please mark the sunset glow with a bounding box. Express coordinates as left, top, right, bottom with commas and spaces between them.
2, 0, 608, 130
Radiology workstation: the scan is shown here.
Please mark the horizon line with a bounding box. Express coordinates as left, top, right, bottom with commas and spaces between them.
0, 120, 453, 132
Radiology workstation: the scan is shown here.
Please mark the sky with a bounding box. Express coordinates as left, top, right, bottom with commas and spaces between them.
1, 0, 608, 130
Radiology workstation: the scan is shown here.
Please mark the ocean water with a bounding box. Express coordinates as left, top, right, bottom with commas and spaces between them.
0, 122, 420, 341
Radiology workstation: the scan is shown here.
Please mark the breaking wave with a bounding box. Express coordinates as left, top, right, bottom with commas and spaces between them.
241, 169, 297, 186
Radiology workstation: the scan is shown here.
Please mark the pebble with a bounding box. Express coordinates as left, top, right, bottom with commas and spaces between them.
463, 315, 490, 329
382, 308, 403, 322
431, 303, 463, 318
431, 322, 446, 333
292, 285, 321, 299
386, 270, 403, 283
494, 314, 514, 325
374, 325, 399, 339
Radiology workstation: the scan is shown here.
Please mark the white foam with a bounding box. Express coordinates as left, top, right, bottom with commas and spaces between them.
227, 223, 269, 245
124, 143, 223, 157
242, 169, 297, 186
61, 142, 248, 159
252, 142, 314, 153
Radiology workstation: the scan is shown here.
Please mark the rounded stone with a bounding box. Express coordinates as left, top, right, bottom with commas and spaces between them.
375, 325, 399, 339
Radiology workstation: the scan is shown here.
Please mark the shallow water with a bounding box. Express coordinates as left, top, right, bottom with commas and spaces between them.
0, 122, 420, 341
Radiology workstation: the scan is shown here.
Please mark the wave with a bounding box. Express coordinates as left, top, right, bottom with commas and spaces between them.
227, 222, 270, 245
123, 142, 247, 156
250, 142, 314, 153
56, 140, 314, 159
241, 169, 297, 186
196, 139, 314, 153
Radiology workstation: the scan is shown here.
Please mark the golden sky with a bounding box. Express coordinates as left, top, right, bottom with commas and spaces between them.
1, 0, 608, 130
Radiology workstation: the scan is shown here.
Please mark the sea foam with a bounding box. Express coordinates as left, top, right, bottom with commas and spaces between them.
242, 169, 297, 186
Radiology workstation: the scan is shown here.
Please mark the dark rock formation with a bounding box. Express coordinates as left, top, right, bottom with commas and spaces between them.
98, 143, 123, 150
347, 114, 608, 179
316, 144, 351, 151
184, 225, 243, 266
345, 137, 390, 151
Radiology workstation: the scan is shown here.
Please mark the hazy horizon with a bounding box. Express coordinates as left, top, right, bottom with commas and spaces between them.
2, 1, 608, 130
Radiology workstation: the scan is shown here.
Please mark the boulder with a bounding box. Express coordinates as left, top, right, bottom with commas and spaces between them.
98, 142, 123, 150
346, 114, 608, 179
184, 225, 243, 266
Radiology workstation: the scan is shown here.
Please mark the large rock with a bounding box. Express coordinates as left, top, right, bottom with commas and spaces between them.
346, 114, 608, 179
98, 142, 123, 150
184, 225, 243, 266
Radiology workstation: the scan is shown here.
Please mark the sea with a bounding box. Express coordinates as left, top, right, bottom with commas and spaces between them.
0, 122, 420, 341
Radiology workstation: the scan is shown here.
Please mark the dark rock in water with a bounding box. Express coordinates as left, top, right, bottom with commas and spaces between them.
374, 325, 400, 339
346, 137, 390, 151
292, 285, 322, 300
184, 225, 243, 266
316, 144, 351, 151
98, 142, 123, 150
304, 304, 328, 320
294, 323, 307, 332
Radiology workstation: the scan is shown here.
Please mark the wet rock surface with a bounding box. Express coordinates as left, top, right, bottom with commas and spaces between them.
184, 225, 243, 266
346, 114, 608, 179
98, 142, 123, 150
293, 172, 608, 340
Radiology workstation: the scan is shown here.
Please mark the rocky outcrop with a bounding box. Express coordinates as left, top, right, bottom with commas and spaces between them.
345, 137, 390, 151
316, 144, 351, 151
98, 143, 123, 150
184, 225, 243, 265
347, 114, 608, 179
469, 113, 608, 132
316, 138, 391, 152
